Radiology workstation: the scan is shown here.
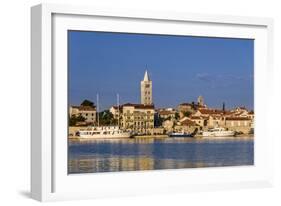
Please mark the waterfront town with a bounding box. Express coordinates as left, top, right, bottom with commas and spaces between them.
69, 70, 254, 137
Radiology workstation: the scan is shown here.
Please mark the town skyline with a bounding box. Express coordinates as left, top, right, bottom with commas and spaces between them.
70, 70, 253, 113
69, 31, 254, 111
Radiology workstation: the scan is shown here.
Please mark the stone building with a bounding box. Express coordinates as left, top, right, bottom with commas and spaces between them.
191, 107, 254, 133
162, 120, 174, 133
224, 117, 253, 133
109, 106, 121, 119
248, 110, 254, 118
121, 103, 155, 134
193, 108, 228, 118
189, 116, 208, 128
175, 118, 200, 133
177, 103, 194, 118
157, 109, 176, 120
177, 96, 207, 118
69, 105, 96, 124
140, 70, 153, 105
192, 108, 225, 128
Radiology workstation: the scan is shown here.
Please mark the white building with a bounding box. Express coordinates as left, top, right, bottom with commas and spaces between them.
70, 105, 96, 124
121, 103, 155, 134
109, 106, 120, 119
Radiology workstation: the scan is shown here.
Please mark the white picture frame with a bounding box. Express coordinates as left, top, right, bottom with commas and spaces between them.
31, 3, 274, 202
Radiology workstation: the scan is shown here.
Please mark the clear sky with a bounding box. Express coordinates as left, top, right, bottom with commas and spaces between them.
68, 31, 254, 111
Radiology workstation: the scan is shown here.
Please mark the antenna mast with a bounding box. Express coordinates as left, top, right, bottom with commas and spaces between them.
97, 93, 99, 127
117, 93, 120, 128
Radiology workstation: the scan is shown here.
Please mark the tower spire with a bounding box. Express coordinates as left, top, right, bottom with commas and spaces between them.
143, 70, 150, 81
141, 69, 152, 105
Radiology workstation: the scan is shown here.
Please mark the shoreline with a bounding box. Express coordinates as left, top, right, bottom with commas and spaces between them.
69, 134, 254, 141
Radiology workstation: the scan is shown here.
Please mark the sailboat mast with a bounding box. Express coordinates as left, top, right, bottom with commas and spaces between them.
97, 93, 99, 127
117, 93, 120, 128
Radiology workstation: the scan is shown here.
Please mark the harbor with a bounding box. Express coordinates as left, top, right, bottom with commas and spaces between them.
69, 127, 253, 140
69, 71, 254, 142
67, 31, 255, 173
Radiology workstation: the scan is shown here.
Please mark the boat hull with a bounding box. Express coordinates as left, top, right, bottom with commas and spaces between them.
79, 133, 132, 139
202, 131, 235, 137
169, 134, 193, 138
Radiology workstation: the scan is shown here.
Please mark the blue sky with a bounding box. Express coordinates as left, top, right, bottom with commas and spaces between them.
68, 31, 254, 111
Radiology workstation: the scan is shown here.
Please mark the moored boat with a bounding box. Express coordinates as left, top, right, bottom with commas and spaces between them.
78, 93, 132, 139
78, 126, 132, 139
202, 127, 235, 137
168, 131, 193, 138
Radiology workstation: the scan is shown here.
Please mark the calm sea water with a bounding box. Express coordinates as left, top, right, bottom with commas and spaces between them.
68, 137, 254, 174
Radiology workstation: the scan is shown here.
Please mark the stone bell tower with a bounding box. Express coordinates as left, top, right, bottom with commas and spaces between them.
141, 70, 152, 105
198, 95, 204, 107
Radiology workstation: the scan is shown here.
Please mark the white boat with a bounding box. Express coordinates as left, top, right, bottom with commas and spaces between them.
78, 126, 132, 139
168, 131, 193, 138
78, 93, 131, 139
202, 127, 235, 137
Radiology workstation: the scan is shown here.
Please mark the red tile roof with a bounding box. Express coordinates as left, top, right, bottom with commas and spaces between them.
179, 103, 193, 106
71, 105, 96, 111
199, 109, 225, 115
236, 106, 247, 110
78, 106, 96, 111
191, 116, 210, 120
159, 110, 175, 115
226, 117, 251, 121
190, 116, 202, 119
181, 119, 198, 126
198, 109, 234, 116
122, 103, 154, 109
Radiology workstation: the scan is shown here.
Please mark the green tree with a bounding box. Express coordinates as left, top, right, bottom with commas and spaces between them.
69, 114, 86, 126
191, 101, 196, 109
183, 111, 192, 117
175, 112, 180, 120
98, 110, 115, 125
154, 115, 164, 127
80, 99, 95, 107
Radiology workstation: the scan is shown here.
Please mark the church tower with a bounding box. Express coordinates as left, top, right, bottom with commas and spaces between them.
141, 70, 153, 105
198, 95, 204, 106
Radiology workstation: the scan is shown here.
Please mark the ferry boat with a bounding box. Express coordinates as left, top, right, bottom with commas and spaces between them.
168, 131, 194, 138
202, 127, 235, 137
77, 93, 132, 139
78, 126, 132, 139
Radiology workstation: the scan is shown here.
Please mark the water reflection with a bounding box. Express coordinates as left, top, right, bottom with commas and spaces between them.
68, 137, 254, 174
